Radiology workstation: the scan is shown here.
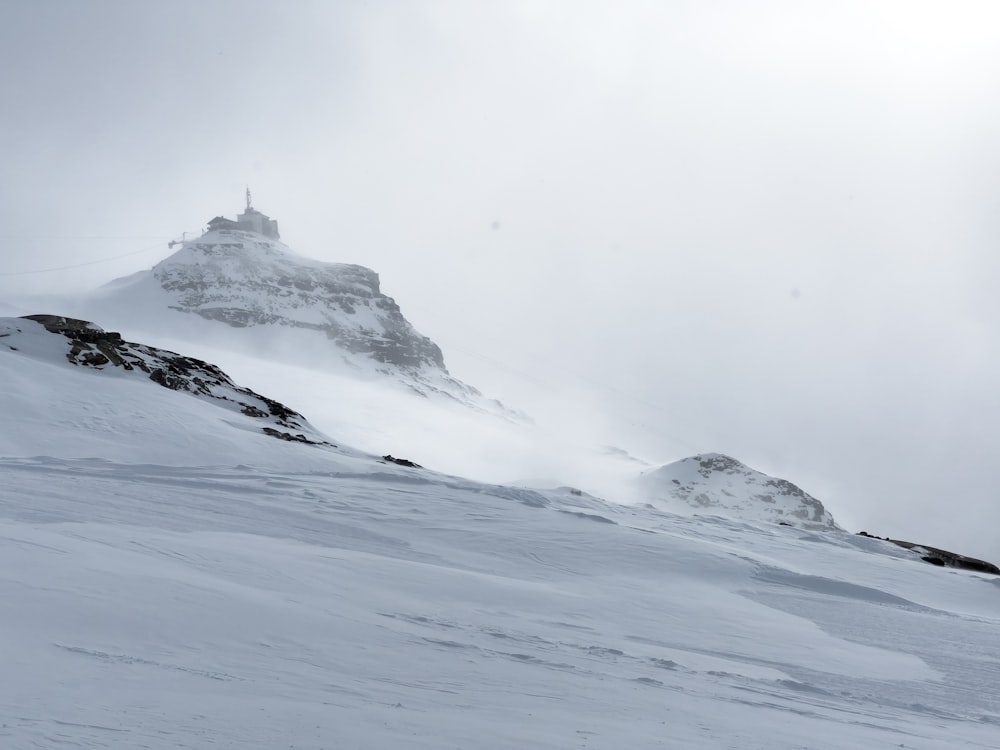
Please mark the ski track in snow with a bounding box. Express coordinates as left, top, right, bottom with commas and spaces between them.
3, 456, 1000, 749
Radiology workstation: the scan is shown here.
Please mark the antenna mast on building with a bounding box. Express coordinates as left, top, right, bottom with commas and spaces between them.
246, 186, 252, 210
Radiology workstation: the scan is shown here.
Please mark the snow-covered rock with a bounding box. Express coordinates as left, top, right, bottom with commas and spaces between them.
82, 225, 510, 411
636, 452, 841, 530
0, 315, 340, 461
857, 531, 1000, 575
154, 230, 443, 370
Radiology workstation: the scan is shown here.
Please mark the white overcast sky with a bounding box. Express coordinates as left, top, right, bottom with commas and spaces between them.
2, 1, 1000, 558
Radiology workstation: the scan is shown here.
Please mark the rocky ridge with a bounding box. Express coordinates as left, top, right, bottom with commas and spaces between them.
857, 531, 1000, 575
9, 315, 329, 446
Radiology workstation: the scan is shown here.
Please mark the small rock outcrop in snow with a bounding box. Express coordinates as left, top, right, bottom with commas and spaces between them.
8, 315, 330, 446
636, 453, 841, 530
857, 532, 1000, 575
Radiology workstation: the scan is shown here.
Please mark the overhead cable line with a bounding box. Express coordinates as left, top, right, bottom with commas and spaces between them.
0, 238, 182, 276
0, 235, 174, 240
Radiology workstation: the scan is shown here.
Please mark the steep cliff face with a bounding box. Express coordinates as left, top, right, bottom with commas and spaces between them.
636, 453, 841, 530
151, 230, 446, 371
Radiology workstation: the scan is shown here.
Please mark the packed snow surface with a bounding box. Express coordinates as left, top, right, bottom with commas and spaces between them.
2, 318, 1000, 749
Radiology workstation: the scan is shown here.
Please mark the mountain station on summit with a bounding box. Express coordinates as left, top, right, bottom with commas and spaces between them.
205, 188, 280, 239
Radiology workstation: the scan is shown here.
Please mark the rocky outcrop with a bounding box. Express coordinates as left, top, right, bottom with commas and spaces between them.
857, 532, 1000, 575
636, 453, 840, 530
23, 314, 130, 368
17, 314, 331, 445
381, 454, 422, 469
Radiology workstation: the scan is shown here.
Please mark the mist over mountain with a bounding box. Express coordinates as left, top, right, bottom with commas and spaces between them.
76, 199, 510, 414
14, 203, 964, 543
4, 3, 1000, 743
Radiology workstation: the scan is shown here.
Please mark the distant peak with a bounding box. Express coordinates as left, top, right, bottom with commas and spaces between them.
638, 452, 840, 530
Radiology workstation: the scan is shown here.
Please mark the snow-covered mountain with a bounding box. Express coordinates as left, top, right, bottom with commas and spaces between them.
3, 314, 1000, 749
80, 217, 504, 410
637, 452, 841, 530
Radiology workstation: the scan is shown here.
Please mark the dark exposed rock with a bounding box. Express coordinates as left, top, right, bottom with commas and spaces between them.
79, 350, 110, 367
23, 314, 118, 340
18, 314, 327, 443
261, 427, 328, 445
382, 454, 422, 469
259, 394, 301, 423
149, 367, 189, 390
23, 315, 135, 371
857, 532, 1000, 575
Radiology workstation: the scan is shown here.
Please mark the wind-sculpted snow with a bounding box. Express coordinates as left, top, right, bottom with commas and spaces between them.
2, 456, 1000, 749
3, 314, 1000, 749
637, 452, 841, 530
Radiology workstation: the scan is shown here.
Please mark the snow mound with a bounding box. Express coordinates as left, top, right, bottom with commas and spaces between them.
636, 452, 841, 530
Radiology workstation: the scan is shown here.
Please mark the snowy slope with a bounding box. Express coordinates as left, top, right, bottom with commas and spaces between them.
0, 316, 344, 468
3, 316, 1000, 749
637, 453, 842, 530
